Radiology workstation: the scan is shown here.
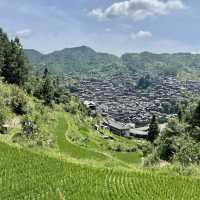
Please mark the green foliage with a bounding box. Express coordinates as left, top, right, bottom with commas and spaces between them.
10, 87, 28, 115
147, 115, 160, 142
1, 37, 30, 86
151, 98, 200, 166
24, 69, 70, 106
175, 139, 200, 166
143, 150, 160, 166
23, 75, 42, 95
153, 118, 188, 162
161, 100, 178, 114
137, 142, 153, 157
0, 107, 12, 133
40, 75, 55, 105
136, 74, 152, 89
0, 28, 10, 71
0, 76, 54, 146
0, 80, 29, 117
65, 96, 82, 114
22, 115, 38, 135
191, 100, 200, 127
190, 126, 200, 141
108, 143, 124, 152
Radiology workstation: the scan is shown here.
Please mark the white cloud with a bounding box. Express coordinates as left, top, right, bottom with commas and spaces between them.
89, 0, 185, 21
16, 29, 32, 38
131, 30, 152, 40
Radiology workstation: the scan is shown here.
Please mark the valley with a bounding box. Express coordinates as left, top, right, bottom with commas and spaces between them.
1, 14, 200, 199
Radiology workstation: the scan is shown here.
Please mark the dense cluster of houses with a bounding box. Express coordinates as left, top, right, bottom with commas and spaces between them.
73, 72, 200, 126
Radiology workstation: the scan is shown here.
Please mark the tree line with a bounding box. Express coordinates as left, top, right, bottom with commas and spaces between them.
145, 97, 200, 166
0, 28, 29, 86
0, 28, 69, 106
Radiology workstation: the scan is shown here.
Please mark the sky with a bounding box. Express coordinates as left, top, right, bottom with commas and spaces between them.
0, 0, 200, 55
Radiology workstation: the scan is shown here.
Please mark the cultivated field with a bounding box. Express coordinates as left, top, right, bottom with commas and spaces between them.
1, 142, 200, 200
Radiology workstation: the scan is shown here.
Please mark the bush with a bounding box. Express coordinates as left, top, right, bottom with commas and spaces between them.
22, 115, 38, 136
175, 140, 200, 166
11, 88, 28, 115
0, 107, 12, 133
190, 126, 200, 141
137, 142, 153, 156
143, 150, 160, 166
107, 143, 124, 152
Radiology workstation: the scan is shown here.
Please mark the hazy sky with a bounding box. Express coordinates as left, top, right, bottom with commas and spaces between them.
1, 0, 199, 55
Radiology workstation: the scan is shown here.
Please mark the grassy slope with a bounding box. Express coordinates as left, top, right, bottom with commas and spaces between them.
1, 141, 200, 200
51, 112, 143, 168
53, 112, 108, 161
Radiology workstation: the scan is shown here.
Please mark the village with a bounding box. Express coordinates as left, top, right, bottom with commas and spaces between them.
70, 72, 200, 137
69, 73, 200, 138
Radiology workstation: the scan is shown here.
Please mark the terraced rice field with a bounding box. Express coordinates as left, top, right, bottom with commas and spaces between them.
1, 142, 200, 200
52, 112, 142, 167
53, 113, 108, 161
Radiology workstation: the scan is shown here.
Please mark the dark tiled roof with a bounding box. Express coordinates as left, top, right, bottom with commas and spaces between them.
129, 129, 148, 136
106, 119, 129, 130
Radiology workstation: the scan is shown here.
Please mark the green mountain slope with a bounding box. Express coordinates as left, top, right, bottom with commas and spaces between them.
25, 46, 124, 74
122, 52, 200, 74
24, 49, 43, 64
25, 47, 200, 77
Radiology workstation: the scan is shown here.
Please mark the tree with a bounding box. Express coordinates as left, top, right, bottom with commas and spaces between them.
148, 115, 160, 142
191, 101, 200, 127
2, 37, 30, 86
11, 87, 28, 115
43, 68, 49, 79
41, 75, 55, 105
0, 28, 10, 71
136, 74, 151, 89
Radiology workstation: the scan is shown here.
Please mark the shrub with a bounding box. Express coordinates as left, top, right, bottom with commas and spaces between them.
137, 142, 153, 156
0, 107, 12, 133
22, 115, 38, 136
143, 150, 160, 166
175, 140, 200, 166
11, 88, 28, 115
108, 143, 124, 152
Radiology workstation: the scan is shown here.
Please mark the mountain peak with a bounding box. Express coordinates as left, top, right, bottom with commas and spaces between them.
69, 45, 96, 53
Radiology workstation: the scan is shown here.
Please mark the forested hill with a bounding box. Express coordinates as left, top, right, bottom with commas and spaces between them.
122, 52, 200, 75
24, 46, 124, 74
25, 47, 200, 76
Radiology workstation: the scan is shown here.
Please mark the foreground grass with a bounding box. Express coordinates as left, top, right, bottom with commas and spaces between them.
1, 141, 200, 200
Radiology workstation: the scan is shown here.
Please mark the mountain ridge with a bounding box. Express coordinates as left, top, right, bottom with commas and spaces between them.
24, 46, 200, 76
25, 45, 124, 74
